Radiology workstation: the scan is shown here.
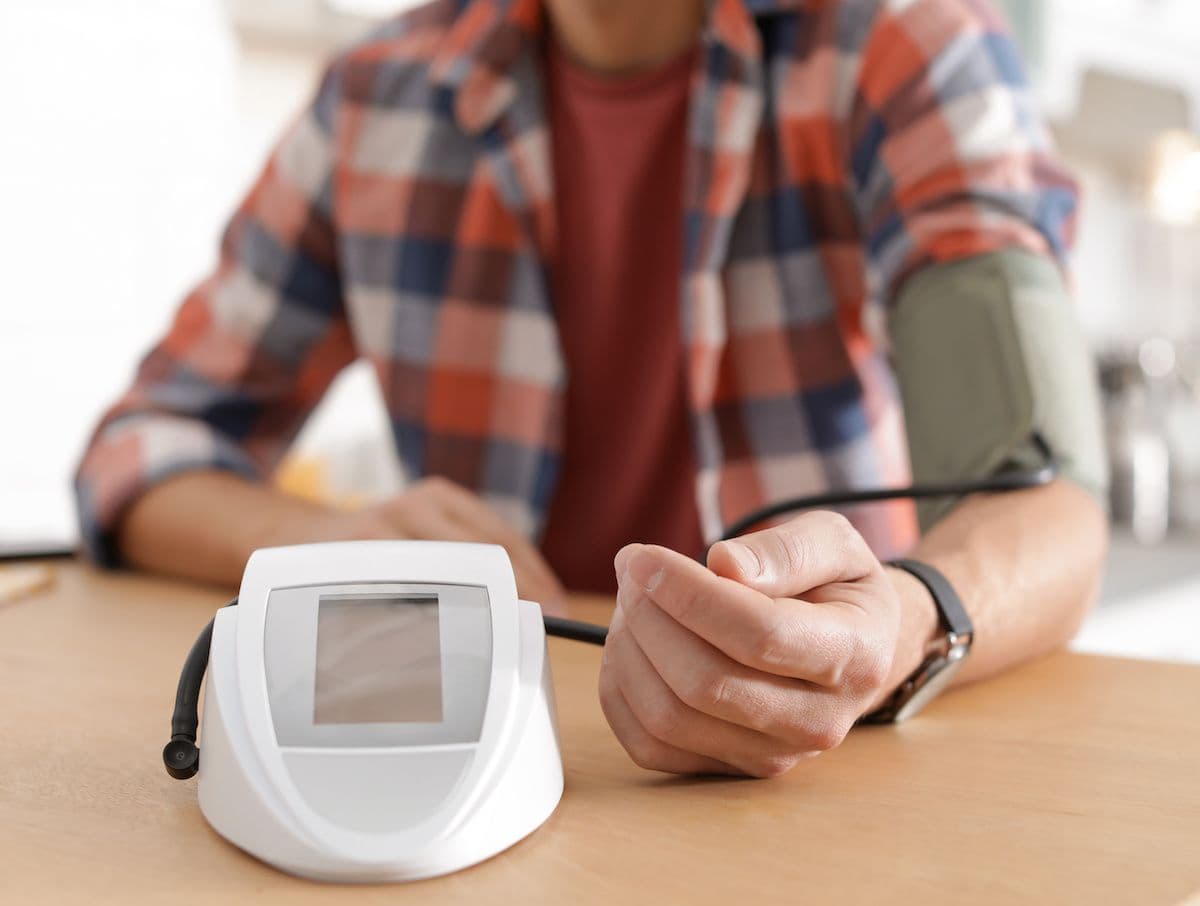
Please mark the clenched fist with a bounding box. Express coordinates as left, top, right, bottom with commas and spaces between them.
600, 511, 917, 778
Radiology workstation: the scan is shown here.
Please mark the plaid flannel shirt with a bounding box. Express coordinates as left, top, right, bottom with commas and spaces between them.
75, 0, 1078, 564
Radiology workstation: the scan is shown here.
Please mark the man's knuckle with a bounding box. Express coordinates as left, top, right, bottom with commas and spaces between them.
834, 512, 874, 562
774, 712, 817, 748
747, 751, 800, 779
821, 510, 854, 539
680, 671, 731, 713
806, 717, 849, 753
833, 631, 888, 692
811, 657, 846, 688
625, 737, 666, 772
640, 695, 686, 741
750, 618, 795, 670
854, 642, 892, 691
723, 688, 794, 739
623, 739, 653, 770
814, 625, 870, 688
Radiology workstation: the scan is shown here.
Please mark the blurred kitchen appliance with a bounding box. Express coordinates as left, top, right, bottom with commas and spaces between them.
1102, 337, 1200, 542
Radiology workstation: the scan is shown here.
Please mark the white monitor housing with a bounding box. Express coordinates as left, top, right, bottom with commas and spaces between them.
197, 541, 563, 882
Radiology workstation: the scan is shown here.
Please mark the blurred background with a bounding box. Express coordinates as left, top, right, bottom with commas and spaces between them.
1, 0, 1198, 660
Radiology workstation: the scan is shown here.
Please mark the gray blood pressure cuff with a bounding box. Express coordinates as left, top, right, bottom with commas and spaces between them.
889, 249, 1109, 529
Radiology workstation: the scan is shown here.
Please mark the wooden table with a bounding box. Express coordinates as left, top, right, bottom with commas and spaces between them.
2, 561, 1198, 905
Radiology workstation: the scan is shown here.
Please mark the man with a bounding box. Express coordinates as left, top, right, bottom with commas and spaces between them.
76, 0, 1108, 777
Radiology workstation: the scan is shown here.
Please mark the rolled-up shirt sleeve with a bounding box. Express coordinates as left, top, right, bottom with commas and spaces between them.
847, 0, 1079, 298
843, 0, 1105, 527
74, 64, 355, 565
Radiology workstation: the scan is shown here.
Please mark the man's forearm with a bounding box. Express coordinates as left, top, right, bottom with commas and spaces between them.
115, 470, 568, 606
117, 471, 341, 588
881, 479, 1108, 700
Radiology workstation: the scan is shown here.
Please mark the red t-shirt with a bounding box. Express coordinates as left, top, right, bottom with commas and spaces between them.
538, 38, 705, 593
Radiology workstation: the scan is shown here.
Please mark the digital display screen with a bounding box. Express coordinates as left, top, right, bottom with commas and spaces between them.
313, 595, 443, 725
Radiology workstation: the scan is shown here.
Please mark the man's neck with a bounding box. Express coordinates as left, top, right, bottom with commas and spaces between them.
542, 0, 705, 75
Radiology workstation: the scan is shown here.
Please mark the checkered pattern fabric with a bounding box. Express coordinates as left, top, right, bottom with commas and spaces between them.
75, 0, 1078, 564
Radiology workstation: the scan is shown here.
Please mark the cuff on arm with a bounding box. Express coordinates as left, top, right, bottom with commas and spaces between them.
889, 249, 1110, 529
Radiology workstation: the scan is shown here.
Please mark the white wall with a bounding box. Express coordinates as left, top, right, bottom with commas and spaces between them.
0, 0, 393, 548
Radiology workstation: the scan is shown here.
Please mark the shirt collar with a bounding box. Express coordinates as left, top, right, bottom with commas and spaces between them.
430, 0, 790, 136
430, 0, 543, 135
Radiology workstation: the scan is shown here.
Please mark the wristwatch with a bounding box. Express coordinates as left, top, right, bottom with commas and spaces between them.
861, 559, 974, 724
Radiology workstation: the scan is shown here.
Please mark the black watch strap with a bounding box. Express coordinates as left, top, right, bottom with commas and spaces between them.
859, 559, 974, 725
887, 558, 973, 638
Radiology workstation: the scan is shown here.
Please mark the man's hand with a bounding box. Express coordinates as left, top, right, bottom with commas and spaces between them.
118, 470, 565, 609
601, 511, 921, 778
321, 476, 566, 610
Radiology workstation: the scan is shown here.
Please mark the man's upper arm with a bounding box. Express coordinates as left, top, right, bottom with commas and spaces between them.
846, 0, 1078, 299
842, 0, 1106, 526
889, 250, 1109, 529
73, 64, 355, 565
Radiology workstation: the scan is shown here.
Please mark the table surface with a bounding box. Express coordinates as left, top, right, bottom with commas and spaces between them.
2, 561, 1199, 905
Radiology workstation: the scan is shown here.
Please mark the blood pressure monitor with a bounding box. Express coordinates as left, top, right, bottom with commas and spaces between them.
172, 541, 563, 882
160, 446, 1053, 881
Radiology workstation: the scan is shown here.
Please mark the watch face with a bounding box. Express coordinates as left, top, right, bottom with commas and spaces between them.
891, 648, 969, 723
